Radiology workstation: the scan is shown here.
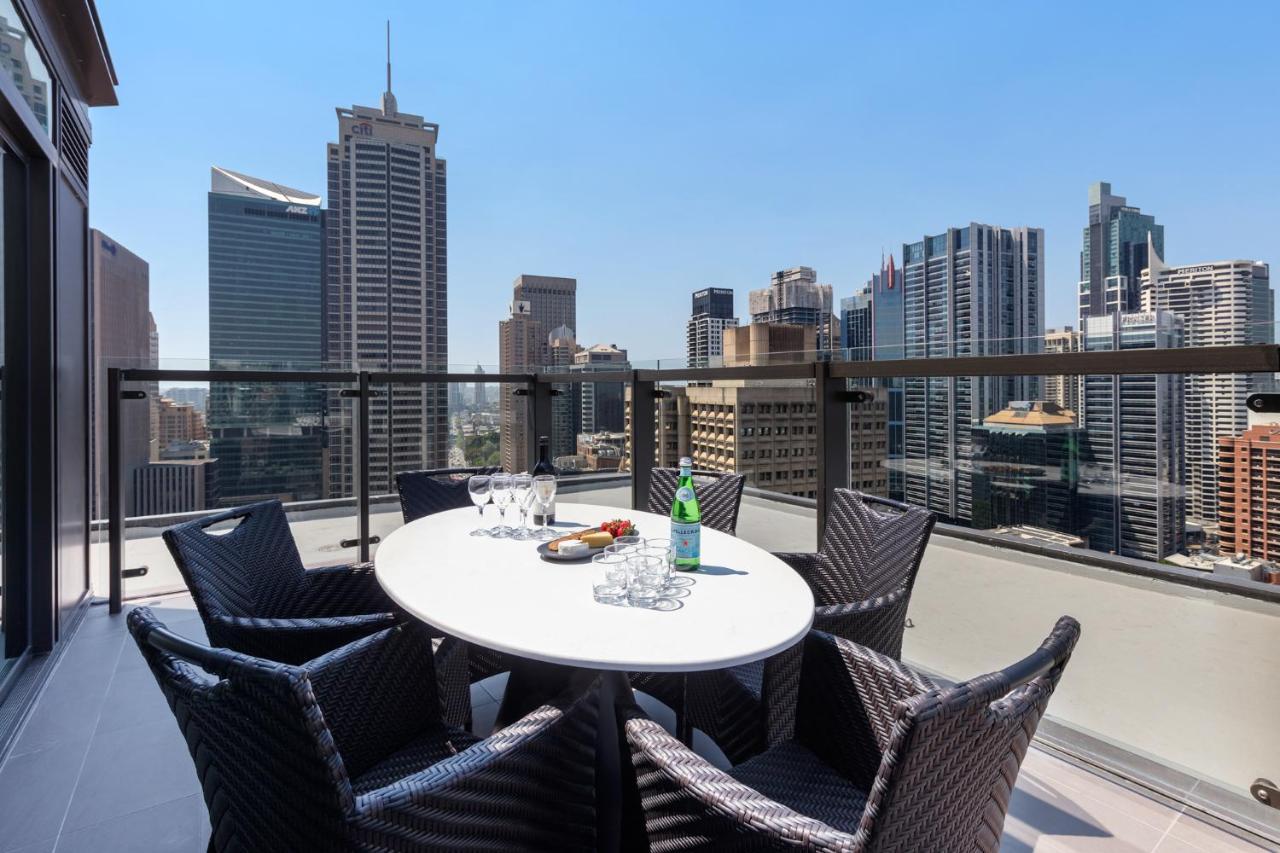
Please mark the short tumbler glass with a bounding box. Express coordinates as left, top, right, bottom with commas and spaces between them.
592, 552, 629, 605
626, 555, 666, 608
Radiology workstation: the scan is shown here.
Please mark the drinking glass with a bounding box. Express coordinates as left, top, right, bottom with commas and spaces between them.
467, 475, 492, 536
510, 473, 533, 540
638, 542, 674, 589
592, 552, 629, 604
489, 473, 513, 537
531, 475, 558, 540
627, 554, 665, 608
615, 534, 645, 551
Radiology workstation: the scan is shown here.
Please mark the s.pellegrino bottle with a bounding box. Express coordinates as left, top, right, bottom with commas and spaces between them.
670, 457, 701, 570
532, 436, 557, 526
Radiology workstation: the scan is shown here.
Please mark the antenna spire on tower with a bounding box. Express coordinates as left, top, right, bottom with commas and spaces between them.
381, 19, 398, 116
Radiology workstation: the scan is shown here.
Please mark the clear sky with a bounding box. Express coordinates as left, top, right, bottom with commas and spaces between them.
89, 0, 1280, 369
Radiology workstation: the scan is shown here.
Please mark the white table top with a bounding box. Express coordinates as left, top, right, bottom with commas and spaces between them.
374, 502, 815, 673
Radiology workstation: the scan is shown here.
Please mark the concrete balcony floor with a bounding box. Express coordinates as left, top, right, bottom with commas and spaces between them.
0, 594, 1264, 852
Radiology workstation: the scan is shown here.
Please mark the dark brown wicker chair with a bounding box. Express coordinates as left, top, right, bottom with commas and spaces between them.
682, 489, 936, 763
128, 607, 603, 852
646, 468, 746, 535
162, 499, 472, 728
624, 618, 1081, 852
395, 466, 514, 697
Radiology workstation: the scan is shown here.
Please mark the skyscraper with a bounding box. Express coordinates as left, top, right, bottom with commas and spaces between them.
1079, 181, 1163, 324
207, 166, 326, 505
474, 364, 487, 408
970, 401, 1082, 534
1217, 423, 1280, 563
90, 230, 152, 519
899, 224, 1044, 522
1043, 327, 1083, 414
748, 267, 839, 354
547, 324, 579, 459
686, 287, 737, 369
326, 60, 448, 498
498, 276, 577, 471
1140, 247, 1273, 524
1079, 310, 1185, 560
865, 254, 905, 499
574, 343, 630, 434
840, 284, 872, 361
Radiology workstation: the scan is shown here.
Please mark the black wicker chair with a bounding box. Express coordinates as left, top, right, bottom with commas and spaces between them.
162, 499, 472, 728
395, 466, 515, 691
624, 618, 1081, 852
681, 489, 936, 763
128, 607, 603, 852
646, 468, 746, 535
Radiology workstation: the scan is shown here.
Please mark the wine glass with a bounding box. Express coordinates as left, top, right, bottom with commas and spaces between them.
532, 474, 558, 540
467, 475, 492, 536
489, 473, 513, 537
510, 473, 533, 540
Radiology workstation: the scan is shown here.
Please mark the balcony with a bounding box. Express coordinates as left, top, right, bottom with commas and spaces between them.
0, 480, 1273, 850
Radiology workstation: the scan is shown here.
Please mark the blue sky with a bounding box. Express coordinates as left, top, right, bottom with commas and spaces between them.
89, 1, 1280, 369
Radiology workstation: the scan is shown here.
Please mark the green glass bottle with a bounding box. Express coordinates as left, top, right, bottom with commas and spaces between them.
670, 457, 701, 570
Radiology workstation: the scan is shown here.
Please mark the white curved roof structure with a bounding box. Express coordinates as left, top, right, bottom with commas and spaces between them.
210, 166, 320, 206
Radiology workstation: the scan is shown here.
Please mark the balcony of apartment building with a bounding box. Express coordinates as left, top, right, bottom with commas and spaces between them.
0, 341, 1277, 851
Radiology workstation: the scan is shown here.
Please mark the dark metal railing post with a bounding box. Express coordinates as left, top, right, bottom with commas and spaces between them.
356, 371, 371, 563
529, 375, 553, 472
107, 367, 123, 614
815, 361, 849, 542
630, 372, 656, 511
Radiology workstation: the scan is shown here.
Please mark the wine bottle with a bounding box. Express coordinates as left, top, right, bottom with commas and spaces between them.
532, 436, 557, 525
670, 457, 701, 570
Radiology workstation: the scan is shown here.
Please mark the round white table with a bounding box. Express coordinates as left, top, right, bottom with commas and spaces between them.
374, 501, 815, 850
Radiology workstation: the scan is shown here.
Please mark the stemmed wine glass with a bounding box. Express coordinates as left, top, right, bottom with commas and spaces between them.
489, 473, 513, 537
531, 474, 558, 540
510, 473, 533, 540
467, 475, 492, 536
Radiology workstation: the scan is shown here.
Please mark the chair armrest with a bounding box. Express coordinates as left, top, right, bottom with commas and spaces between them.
296, 562, 397, 617
773, 551, 824, 586
304, 620, 442, 782
812, 586, 911, 659
207, 611, 397, 665
796, 630, 934, 791
350, 679, 603, 850
623, 712, 855, 849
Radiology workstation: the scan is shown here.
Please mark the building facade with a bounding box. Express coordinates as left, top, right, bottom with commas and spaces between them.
722, 323, 815, 367
686, 287, 738, 369
748, 267, 839, 354
574, 343, 629, 434
899, 224, 1045, 522
841, 284, 872, 361
1079, 310, 1186, 560
133, 460, 218, 517
1079, 181, 1163, 325
1140, 253, 1274, 524
1217, 424, 1280, 562
326, 81, 448, 498
90, 230, 152, 520
1043, 327, 1083, 415
207, 166, 326, 506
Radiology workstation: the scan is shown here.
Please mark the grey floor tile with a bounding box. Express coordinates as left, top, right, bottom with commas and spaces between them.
62, 720, 199, 833
0, 739, 90, 851
477, 671, 509, 704
55, 793, 208, 853
3, 840, 55, 853
8, 664, 112, 758
1004, 773, 1166, 852
1155, 812, 1269, 851
468, 682, 491, 710
94, 663, 172, 736
471, 699, 498, 737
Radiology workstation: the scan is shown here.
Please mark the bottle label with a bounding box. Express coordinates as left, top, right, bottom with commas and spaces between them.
676, 486, 695, 502
672, 521, 700, 560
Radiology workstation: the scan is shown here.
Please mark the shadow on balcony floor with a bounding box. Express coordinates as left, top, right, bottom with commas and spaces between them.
0, 595, 1262, 853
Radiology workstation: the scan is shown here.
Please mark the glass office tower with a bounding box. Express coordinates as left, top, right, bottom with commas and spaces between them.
207, 166, 326, 505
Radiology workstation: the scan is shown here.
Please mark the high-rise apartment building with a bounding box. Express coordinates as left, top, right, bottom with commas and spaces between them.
686, 287, 738, 369
90, 230, 152, 520
156, 396, 207, 447
1217, 423, 1280, 562
474, 364, 487, 408
841, 285, 872, 361
547, 324, 579, 458
1043, 327, 1083, 414
326, 74, 448, 498
749, 267, 839, 354
899, 224, 1045, 522
1079, 310, 1185, 560
1079, 181, 1163, 324
207, 166, 326, 506
970, 401, 1082, 534
498, 277, 577, 471
133, 459, 218, 516
1141, 250, 1273, 525
574, 343, 629, 434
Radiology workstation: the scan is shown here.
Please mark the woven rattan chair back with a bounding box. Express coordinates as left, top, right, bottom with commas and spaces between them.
127, 606, 357, 852
647, 468, 746, 535
162, 500, 307, 621
815, 489, 935, 603
820, 617, 1082, 851
396, 466, 500, 524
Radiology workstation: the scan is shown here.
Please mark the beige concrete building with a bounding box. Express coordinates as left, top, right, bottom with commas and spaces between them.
1043, 326, 1083, 414
155, 397, 206, 451
722, 323, 815, 366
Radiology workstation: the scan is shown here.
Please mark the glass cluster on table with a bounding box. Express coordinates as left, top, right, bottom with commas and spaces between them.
467, 473, 558, 541
592, 537, 692, 610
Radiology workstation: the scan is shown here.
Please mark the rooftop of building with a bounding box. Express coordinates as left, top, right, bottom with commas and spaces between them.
208, 166, 320, 206
982, 400, 1078, 430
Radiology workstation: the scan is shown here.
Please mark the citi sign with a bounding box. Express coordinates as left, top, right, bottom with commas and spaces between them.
352, 122, 374, 136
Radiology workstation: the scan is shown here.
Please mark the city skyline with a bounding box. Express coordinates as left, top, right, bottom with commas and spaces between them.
87, 2, 1280, 369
